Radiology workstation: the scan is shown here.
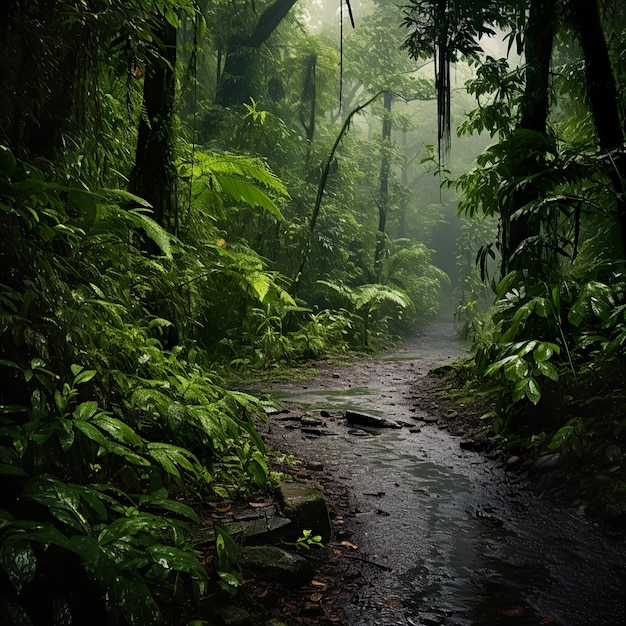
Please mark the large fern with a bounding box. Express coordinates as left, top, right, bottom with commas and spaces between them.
181, 150, 289, 220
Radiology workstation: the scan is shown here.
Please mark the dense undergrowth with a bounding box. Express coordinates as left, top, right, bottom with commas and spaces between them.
0, 146, 444, 625
3, 0, 626, 622
453, 263, 626, 526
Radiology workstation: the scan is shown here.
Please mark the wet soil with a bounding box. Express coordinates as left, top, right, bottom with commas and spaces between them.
241, 317, 626, 626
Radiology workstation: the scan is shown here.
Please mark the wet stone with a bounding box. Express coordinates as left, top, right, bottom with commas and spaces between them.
238, 545, 314, 584
301, 415, 324, 426
529, 453, 560, 474
277, 481, 332, 540
345, 410, 402, 429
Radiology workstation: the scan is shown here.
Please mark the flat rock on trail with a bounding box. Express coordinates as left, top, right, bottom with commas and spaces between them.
250, 318, 626, 626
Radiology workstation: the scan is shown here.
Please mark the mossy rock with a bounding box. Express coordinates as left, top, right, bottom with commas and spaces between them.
238, 545, 314, 584
276, 482, 331, 541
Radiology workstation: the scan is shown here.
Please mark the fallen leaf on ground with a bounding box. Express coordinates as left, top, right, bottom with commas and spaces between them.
311, 580, 328, 588
309, 592, 323, 602
214, 505, 231, 513
340, 541, 358, 550
539, 617, 556, 624
248, 501, 269, 508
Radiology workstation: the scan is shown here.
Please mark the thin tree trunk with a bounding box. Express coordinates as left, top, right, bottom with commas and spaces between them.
131, 16, 177, 232
375, 91, 393, 278
571, 0, 626, 253
398, 131, 408, 239
502, 0, 557, 275
293, 92, 385, 294
301, 53, 317, 165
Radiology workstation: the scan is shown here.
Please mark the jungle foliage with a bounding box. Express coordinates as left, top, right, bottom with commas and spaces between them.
0, 0, 449, 623
405, 0, 626, 520
4, 0, 626, 621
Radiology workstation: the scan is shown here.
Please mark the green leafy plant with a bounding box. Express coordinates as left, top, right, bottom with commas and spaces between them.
287, 529, 324, 551
213, 527, 242, 597
0, 149, 275, 623
318, 279, 413, 348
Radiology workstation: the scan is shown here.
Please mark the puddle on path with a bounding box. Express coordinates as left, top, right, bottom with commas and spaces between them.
265, 317, 626, 626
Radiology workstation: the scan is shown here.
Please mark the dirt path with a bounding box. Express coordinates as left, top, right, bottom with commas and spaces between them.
248, 317, 626, 626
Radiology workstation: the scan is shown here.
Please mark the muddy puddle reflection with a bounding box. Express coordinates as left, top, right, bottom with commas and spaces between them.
265, 318, 626, 626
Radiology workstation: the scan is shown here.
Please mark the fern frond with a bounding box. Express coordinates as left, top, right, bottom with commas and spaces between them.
190, 151, 288, 219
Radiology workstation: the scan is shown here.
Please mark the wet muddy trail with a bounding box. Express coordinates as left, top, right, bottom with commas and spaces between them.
259, 317, 626, 626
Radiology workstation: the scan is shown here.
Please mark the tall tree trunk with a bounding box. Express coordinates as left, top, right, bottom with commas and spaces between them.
300, 53, 317, 165
375, 91, 393, 278
502, 0, 557, 275
216, 0, 298, 107
571, 0, 626, 253
1, 0, 80, 159
398, 131, 408, 239
131, 16, 177, 232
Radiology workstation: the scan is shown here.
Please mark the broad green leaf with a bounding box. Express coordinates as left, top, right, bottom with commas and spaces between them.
98, 515, 166, 545
73, 401, 99, 420
100, 537, 151, 570
533, 297, 551, 317
74, 419, 110, 446
217, 570, 241, 591
102, 187, 152, 208
24, 477, 89, 533
568, 302, 585, 327
512, 378, 529, 403
146, 544, 206, 575
503, 356, 528, 382
240, 420, 266, 453
511, 340, 537, 356
548, 421, 578, 450
535, 360, 559, 381
91, 414, 142, 447
525, 378, 542, 405
165, 7, 179, 28
501, 300, 535, 341
69, 535, 101, 571
139, 498, 199, 523
74, 421, 150, 467
73, 369, 97, 385
247, 452, 268, 487
146, 443, 200, 479
0, 464, 28, 477
30, 389, 46, 423
0, 359, 21, 370
107, 573, 162, 626
0, 538, 36, 592
215, 527, 238, 568
56, 418, 75, 451
533, 343, 554, 362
